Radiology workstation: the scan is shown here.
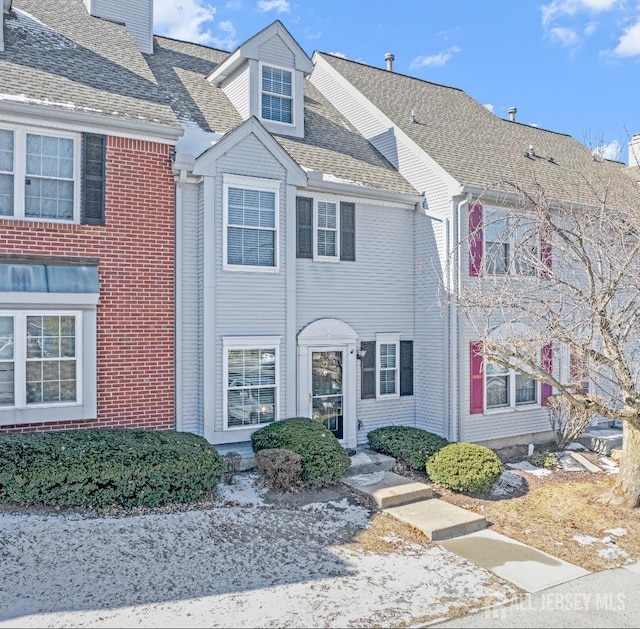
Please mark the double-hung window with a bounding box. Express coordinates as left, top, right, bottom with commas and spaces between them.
0, 312, 80, 409
223, 337, 279, 430
376, 333, 400, 399
485, 360, 537, 409
261, 64, 293, 125
483, 209, 538, 276
224, 174, 280, 271
0, 126, 80, 222
316, 200, 338, 259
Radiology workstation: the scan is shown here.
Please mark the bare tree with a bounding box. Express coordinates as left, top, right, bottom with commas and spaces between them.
452, 173, 640, 507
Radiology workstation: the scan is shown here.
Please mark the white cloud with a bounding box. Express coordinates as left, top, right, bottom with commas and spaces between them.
609, 19, 640, 57
410, 46, 461, 68
304, 27, 322, 40
593, 139, 623, 159
211, 20, 238, 49
257, 0, 291, 12
483, 103, 495, 113
550, 25, 580, 45
328, 51, 347, 58
154, 0, 216, 44
541, 0, 620, 27
583, 21, 598, 35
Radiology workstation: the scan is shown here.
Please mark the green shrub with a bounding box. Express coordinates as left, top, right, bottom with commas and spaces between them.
0, 429, 223, 509
530, 450, 558, 469
367, 425, 449, 470
426, 442, 504, 493
255, 448, 304, 493
251, 418, 350, 487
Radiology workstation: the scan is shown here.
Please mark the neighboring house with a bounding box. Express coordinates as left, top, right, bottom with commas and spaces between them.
2, 1, 638, 453
0, 0, 180, 433
310, 52, 640, 446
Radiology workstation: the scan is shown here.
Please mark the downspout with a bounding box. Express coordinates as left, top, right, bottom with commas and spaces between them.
174, 166, 188, 432
451, 193, 471, 442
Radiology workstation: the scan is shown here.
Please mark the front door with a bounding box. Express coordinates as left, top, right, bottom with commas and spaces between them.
311, 349, 344, 440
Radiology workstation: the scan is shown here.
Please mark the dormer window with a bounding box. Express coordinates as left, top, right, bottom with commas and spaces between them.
261, 64, 293, 125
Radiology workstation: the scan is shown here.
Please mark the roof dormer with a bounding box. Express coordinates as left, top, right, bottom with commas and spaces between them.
207, 21, 313, 139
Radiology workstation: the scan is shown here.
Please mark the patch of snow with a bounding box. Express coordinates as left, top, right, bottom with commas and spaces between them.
597, 546, 629, 560
348, 451, 373, 466
214, 473, 267, 507
175, 122, 222, 158
573, 535, 601, 546
345, 471, 386, 487
322, 173, 367, 187
599, 457, 619, 475
7, 9, 77, 50
300, 498, 371, 528
506, 461, 552, 476
605, 528, 628, 537
0, 93, 101, 114
566, 442, 588, 451
490, 471, 525, 498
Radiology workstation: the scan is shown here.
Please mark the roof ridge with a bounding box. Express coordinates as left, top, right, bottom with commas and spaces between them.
153, 34, 231, 55
316, 51, 464, 93
501, 118, 572, 139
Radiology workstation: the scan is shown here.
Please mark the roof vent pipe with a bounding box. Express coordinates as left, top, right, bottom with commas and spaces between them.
508, 107, 517, 122
385, 52, 395, 72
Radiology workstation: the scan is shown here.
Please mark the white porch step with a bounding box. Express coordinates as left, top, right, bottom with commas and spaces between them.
342, 470, 432, 508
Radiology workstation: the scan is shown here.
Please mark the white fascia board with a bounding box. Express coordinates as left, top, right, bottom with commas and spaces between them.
193, 117, 307, 186
311, 53, 461, 198
302, 177, 422, 210
0, 292, 100, 306
207, 49, 243, 85
0, 101, 182, 143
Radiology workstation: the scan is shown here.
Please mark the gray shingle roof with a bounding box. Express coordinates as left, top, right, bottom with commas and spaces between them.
148, 36, 418, 196
319, 53, 639, 209
0, 0, 178, 128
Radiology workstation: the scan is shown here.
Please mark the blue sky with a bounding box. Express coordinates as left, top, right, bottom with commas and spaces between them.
153, 0, 640, 164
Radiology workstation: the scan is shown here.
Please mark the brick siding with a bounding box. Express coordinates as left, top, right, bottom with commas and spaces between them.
0, 136, 176, 433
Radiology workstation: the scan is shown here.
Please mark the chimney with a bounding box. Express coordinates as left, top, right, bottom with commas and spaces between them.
508, 107, 517, 122
84, 0, 154, 54
385, 52, 395, 72
629, 134, 640, 168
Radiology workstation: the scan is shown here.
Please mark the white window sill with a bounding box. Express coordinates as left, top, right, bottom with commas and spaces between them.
223, 265, 280, 273
484, 403, 540, 415
223, 421, 275, 432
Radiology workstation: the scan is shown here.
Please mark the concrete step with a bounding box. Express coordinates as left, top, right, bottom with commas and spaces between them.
385, 498, 487, 541
344, 448, 396, 477
577, 427, 623, 455
342, 471, 432, 508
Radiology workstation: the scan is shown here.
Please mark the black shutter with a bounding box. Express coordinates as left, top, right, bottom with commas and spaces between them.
296, 197, 313, 258
400, 340, 414, 397
82, 134, 106, 225
340, 201, 356, 261
360, 341, 376, 399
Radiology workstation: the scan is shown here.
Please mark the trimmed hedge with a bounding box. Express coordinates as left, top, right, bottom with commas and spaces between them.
426, 442, 504, 493
0, 429, 224, 509
367, 425, 449, 470
251, 418, 350, 487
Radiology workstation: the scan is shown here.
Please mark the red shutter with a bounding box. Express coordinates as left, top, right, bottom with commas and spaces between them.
540, 231, 552, 278
470, 341, 484, 414
469, 203, 483, 276
541, 343, 553, 405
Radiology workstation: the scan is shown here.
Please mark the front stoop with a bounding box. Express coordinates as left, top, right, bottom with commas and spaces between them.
344, 449, 396, 476
577, 426, 623, 455
385, 499, 487, 541
342, 471, 432, 508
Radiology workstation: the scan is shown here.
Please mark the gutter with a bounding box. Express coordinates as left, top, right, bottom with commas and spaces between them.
0, 100, 183, 143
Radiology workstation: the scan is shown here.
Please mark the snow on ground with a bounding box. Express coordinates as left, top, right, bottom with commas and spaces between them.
491, 471, 526, 498
506, 461, 552, 477
0, 476, 518, 628
572, 534, 630, 561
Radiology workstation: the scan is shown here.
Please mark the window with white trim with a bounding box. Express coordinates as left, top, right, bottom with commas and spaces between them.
224, 337, 279, 429
0, 312, 80, 408
485, 360, 537, 409
315, 200, 338, 259
484, 209, 537, 276
224, 175, 279, 270
376, 333, 399, 399
261, 64, 293, 124
0, 126, 80, 222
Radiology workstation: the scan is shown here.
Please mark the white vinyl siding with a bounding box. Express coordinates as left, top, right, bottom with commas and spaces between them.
0, 126, 80, 222
223, 174, 280, 272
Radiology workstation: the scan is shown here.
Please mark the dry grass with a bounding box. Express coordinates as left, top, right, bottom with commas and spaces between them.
442, 473, 640, 572
347, 511, 435, 555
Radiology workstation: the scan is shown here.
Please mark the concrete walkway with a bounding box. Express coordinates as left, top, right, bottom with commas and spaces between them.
431, 562, 640, 628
